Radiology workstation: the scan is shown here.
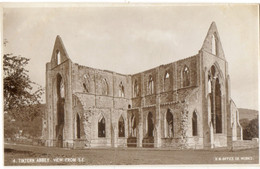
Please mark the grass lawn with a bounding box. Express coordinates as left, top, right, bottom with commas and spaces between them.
4, 143, 259, 165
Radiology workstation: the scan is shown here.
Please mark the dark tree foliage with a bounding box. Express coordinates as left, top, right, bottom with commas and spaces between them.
4, 113, 18, 139
3, 53, 44, 120
243, 116, 259, 140
239, 118, 250, 129
4, 107, 44, 139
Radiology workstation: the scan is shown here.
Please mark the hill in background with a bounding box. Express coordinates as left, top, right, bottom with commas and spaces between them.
239, 108, 258, 121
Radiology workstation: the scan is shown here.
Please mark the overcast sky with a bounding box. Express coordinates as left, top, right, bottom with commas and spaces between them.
3, 4, 259, 110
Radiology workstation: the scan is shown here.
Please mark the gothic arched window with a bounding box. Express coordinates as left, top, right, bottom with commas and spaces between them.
98, 116, 106, 137
166, 109, 174, 138
164, 71, 170, 91
215, 78, 222, 133
83, 74, 90, 93
119, 82, 125, 97
130, 113, 137, 137
148, 75, 154, 95
212, 34, 217, 55
57, 74, 64, 99
182, 66, 190, 87
56, 50, 61, 65
133, 80, 139, 97
56, 73, 65, 135
76, 114, 80, 139
101, 79, 109, 95
147, 112, 154, 137
118, 115, 125, 137
192, 111, 198, 136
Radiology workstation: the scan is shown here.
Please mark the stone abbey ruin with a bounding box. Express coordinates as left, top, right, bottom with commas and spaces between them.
42, 22, 243, 149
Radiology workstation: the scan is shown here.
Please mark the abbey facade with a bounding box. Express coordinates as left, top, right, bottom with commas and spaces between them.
42, 22, 242, 149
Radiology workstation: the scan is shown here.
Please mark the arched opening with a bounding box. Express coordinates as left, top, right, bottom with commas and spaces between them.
83, 83, 88, 93
215, 78, 222, 133
166, 109, 174, 138
192, 111, 198, 136
56, 98, 65, 133
209, 65, 215, 129
133, 80, 139, 97
83, 74, 89, 93
77, 114, 80, 139
147, 112, 154, 137
98, 116, 106, 137
211, 65, 216, 77
182, 65, 190, 87
56, 50, 61, 65
57, 74, 64, 99
56, 73, 64, 147
148, 75, 154, 95
164, 71, 170, 91
165, 72, 170, 78
102, 79, 108, 95
118, 115, 125, 137
212, 34, 217, 55
119, 82, 125, 97
128, 104, 131, 109
130, 113, 137, 137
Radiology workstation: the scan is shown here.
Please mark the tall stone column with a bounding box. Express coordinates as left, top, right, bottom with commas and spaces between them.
111, 108, 118, 148
212, 80, 216, 133
64, 61, 74, 148
154, 67, 161, 148
154, 95, 161, 148
137, 72, 145, 147
210, 122, 214, 148
179, 106, 189, 149
45, 62, 53, 147
137, 108, 143, 147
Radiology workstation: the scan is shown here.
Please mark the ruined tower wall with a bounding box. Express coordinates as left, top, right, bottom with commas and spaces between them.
200, 22, 229, 148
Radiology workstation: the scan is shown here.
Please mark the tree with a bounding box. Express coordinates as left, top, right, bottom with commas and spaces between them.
4, 50, 44, 120
239, 118, 250, 130
243, 116, 259, 140
4, 113, 18, 139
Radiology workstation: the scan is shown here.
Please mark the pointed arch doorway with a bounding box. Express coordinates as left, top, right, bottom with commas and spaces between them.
143, 112, 154, 148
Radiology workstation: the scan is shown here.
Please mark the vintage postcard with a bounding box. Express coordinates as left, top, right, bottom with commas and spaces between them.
2, 3, 259, 167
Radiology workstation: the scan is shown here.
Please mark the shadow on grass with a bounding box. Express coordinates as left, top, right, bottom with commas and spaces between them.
4, 148, 32, 154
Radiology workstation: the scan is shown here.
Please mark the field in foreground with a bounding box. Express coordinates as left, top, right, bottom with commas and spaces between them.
4, 143, 259, 165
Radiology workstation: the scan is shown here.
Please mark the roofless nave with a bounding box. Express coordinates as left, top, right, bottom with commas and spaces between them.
42, 22, 242, 149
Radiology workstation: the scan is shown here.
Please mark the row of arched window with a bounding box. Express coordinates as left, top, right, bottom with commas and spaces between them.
98, 115, 126, 138
133, 65, 191, 97
79, 65, 191, 97
81, 76, 125, 97
96, 110, 198, 139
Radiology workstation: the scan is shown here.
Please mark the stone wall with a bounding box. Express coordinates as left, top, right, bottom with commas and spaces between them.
230, 99, 243, 141
44, 22, 241, 150
232, 139, 259, 150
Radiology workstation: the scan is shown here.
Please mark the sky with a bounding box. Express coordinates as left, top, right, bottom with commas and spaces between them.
3, 4, 259, 110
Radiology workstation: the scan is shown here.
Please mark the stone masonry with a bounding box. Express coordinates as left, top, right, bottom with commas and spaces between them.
43, 22, 242, 149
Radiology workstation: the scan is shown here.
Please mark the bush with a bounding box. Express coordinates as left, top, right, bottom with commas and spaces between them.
243, 116, 258, 140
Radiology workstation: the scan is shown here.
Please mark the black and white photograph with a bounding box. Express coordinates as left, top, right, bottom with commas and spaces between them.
2, 3, 259, 166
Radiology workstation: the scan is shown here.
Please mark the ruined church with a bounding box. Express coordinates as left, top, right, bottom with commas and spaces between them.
42, 22, 243, 149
